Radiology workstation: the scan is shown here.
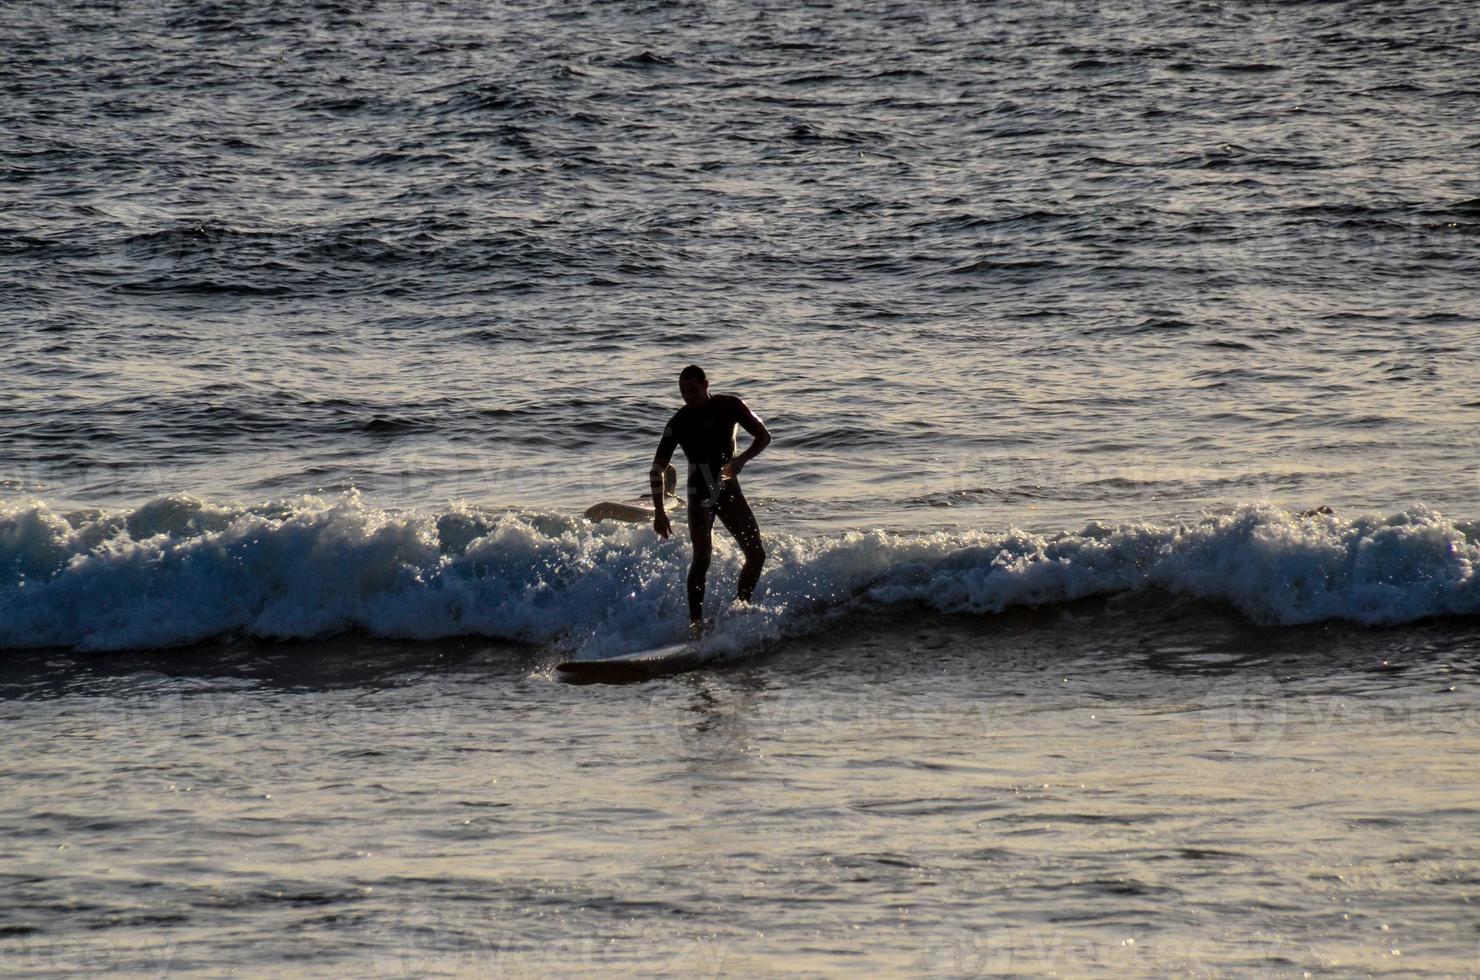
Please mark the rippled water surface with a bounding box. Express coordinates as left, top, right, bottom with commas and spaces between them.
5, 0, 1479, 528
4, 0, 1480, 975
3, 610, 1480, 976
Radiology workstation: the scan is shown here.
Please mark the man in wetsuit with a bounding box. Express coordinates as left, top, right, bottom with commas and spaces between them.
651, 364, 771, 631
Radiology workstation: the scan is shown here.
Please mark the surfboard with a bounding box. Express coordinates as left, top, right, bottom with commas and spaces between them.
556, 641, 711, 682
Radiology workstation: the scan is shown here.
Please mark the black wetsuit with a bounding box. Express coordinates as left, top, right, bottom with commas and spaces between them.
657, 393, 747, 505
654, 393, 767, 621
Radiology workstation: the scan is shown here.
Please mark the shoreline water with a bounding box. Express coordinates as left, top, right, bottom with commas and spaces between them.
3, 609, 1478, 976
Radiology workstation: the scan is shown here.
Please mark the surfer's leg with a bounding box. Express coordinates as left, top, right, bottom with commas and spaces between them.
687, 499, 715, 623
716, 486, 765, 603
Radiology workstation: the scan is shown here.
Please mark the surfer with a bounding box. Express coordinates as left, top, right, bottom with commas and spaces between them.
585, 465, 682, 524
650, 364, 770, 632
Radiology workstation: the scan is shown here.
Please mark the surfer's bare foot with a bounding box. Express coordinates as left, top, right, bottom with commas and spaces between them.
688, 617, 712, 638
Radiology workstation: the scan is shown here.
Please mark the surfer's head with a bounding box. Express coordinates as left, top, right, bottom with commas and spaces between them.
679, 364, 709, 406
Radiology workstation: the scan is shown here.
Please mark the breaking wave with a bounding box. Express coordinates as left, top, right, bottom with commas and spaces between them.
1, 492, 1476, 654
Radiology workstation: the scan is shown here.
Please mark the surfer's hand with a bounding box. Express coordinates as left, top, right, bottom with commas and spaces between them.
721, 459, 744, 480
654, 512, 671, 539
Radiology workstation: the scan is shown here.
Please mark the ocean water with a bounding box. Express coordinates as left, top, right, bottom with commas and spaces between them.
4, 0, 1480, 975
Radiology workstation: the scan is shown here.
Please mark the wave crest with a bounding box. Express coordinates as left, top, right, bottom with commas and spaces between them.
1, 493, 1476, 652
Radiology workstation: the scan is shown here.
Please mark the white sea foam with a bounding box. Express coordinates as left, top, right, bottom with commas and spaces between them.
1, 492, 1476, 653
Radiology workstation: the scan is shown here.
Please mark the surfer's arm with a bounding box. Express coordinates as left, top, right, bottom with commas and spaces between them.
650, 434, 676, 511
650, 426, 678, 537
723, 399, 771, 478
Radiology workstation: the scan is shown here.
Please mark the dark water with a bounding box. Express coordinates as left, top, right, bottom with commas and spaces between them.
3, 606, 1480, 975
3, 0, 1478, 523
4, 0, 1480, 975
